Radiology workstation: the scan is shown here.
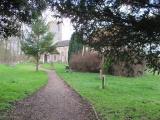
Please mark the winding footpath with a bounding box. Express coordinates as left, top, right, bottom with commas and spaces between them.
8, 70, 97, 120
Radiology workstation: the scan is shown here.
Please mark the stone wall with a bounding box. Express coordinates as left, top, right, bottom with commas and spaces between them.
41, 46, 69, 64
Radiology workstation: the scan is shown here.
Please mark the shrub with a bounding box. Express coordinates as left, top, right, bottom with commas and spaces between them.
70, 52, 101, 72
108, 60, 145, 77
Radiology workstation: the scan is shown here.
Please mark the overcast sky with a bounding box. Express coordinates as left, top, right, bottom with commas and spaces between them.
43, 9, 74, 41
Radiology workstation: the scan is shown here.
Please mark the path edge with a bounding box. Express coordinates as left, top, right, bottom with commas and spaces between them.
55, 71, 101, 120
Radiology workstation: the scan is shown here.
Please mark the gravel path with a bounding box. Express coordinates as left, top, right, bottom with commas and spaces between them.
7, 70, 97, 120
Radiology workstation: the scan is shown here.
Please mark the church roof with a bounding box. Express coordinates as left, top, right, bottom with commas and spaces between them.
55, 40, 70, 47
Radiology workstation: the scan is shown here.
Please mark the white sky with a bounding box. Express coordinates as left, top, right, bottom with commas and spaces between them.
42, 9, 74, 40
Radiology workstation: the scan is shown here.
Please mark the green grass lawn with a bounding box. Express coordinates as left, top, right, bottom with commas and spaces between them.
0, 64, 48, 110
41, 63, 55, 70
53, 63, 160, 120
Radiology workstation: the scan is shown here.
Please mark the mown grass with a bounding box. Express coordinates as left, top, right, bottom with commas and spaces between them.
0, 64, 48, 110
53, 63, 160, 120
41, 63, 55, 70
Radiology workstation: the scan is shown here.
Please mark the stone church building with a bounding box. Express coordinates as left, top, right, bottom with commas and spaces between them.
41, 21, 70, 63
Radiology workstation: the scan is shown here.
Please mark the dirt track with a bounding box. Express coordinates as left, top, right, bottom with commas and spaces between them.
8, 70, 97, 120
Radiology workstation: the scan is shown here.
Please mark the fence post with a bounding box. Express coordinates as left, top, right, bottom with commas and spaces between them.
102, 75, 105, 89
100, 69, 102, 80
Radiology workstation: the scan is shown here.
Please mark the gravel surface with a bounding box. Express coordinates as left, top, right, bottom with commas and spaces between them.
7, 70, 97, 120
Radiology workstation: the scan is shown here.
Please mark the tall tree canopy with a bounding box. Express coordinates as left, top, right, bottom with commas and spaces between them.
0, 0, 47, 38
51, 0, 160, 73
21, 18, 57, 71
68, 32, 83, 62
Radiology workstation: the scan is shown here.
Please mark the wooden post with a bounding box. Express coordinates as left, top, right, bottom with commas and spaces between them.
100, 69, 102, 80
100, 54, 105, 79
102, 75, 105, 89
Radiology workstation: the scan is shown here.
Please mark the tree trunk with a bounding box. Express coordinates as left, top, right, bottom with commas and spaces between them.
101, 54, 105, 74
36, 35, 40, 71
36, 55, 39, 71
100, 54, 105, 80
82, 45, 85, 56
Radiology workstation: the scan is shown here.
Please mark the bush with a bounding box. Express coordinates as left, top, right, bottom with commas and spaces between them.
70, 52, 101, 72
108, 60, 145, 77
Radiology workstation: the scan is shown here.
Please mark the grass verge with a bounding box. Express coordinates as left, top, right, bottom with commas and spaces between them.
41, 63, 55, 70
0, 64, 48, 110
54, 63, 160, 120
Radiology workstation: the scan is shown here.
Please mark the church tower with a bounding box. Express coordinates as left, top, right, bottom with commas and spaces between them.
47, 20, 62, 43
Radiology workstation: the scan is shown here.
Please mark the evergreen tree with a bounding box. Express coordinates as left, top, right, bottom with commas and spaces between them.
21, 18, 57, 71
68, 32, 83, 63
0, 0, 48, 38
51, 0, 160, 73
